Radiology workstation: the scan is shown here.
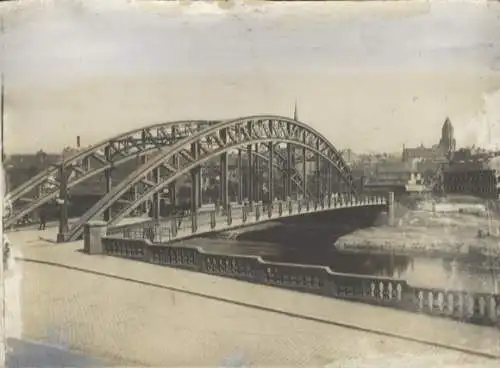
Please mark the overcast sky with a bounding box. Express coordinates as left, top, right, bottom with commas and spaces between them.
1, 0, 500, 153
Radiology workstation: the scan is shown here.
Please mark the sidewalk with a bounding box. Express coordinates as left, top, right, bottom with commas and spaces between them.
7, 229, 499, 366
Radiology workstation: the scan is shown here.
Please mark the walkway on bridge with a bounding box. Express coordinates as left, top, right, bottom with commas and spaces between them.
4, 228, 499, 366
106, 196, 384, 245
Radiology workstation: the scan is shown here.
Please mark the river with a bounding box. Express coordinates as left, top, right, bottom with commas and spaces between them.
180, 234, 499, 295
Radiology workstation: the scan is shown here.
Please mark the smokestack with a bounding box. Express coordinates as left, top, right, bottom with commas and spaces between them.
76, 135, 81, 148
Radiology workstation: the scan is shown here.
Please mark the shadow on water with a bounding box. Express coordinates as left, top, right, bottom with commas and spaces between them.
205, 207, 413, 278
230, 206, 384, 247
263, 246, 413, 278
202, 208, 498, 293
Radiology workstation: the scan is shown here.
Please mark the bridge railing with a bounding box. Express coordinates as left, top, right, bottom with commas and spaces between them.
106, 194, 388, 243
99, 236, 500, 327
106, 219, 156, 238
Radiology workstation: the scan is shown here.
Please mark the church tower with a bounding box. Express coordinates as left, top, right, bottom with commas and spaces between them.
439, 117, 456, 154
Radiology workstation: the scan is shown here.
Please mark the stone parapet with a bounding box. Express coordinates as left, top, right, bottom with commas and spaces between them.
99, 235, 500, 328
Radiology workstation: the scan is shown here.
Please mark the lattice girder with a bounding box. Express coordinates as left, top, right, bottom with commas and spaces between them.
3, 120, 218, 227
241, 142, 312, 198
67, 115, 356, 240
120, 143, 312, 212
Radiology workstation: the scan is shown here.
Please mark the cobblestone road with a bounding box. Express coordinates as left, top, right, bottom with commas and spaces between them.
4, 228, 500, 366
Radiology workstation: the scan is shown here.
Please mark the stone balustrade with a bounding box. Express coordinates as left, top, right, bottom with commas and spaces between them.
97, 235, 500, 327
106, 194, 388, 243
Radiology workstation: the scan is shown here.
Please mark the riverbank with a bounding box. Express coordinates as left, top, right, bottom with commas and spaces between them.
335, 198, 500, 263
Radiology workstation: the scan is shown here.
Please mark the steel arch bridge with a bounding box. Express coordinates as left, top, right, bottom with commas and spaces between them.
4, 115, 358, 241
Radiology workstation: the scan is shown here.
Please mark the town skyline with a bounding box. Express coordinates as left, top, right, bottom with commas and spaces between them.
1, 1, 500, 154
2, 104, 497, 157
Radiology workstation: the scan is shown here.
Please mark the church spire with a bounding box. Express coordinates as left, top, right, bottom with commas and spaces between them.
293, 99, 298, 121
440, 116, 456, 154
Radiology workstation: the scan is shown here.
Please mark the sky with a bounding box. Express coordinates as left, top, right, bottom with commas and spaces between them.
1, 0, 500, 153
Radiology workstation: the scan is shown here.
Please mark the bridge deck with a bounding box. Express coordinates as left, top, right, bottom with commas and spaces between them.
4, 228, 499, 366
107, 198, 383, 245
5, 202, 240, 234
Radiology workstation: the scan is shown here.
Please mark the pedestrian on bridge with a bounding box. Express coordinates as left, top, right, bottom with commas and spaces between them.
38, 207, 47, 230
3, 235, 11, 270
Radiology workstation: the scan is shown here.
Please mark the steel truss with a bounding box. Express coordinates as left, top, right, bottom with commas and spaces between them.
4, 120, 215, 227
4, 119, 312, 228
234, 145, 312, 199
66, 115, 356, 241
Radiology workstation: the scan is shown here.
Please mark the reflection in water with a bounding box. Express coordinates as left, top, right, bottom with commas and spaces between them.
194, 205, 500, 293
260, 246, 412, 278
198, 228, 498, 294
254, 243, 497, 293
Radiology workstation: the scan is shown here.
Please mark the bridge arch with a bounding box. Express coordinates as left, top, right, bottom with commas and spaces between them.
7, 120, 215, 202
4, 120, 215, 226
4, 120, 313, 228
67, 115, 356, 240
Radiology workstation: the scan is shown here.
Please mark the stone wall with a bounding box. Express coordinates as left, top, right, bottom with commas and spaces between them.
96, 235, 500, 328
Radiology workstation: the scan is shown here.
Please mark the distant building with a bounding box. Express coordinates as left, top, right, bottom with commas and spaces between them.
402, 117, 455, 163
341, 148, 359, 166
439, 117, 457, 154
363, 161, 427, 195
444, 155, 500, 199
402, 143, 445, 162
4, 151, 61, 192
372, 162, 413, 184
